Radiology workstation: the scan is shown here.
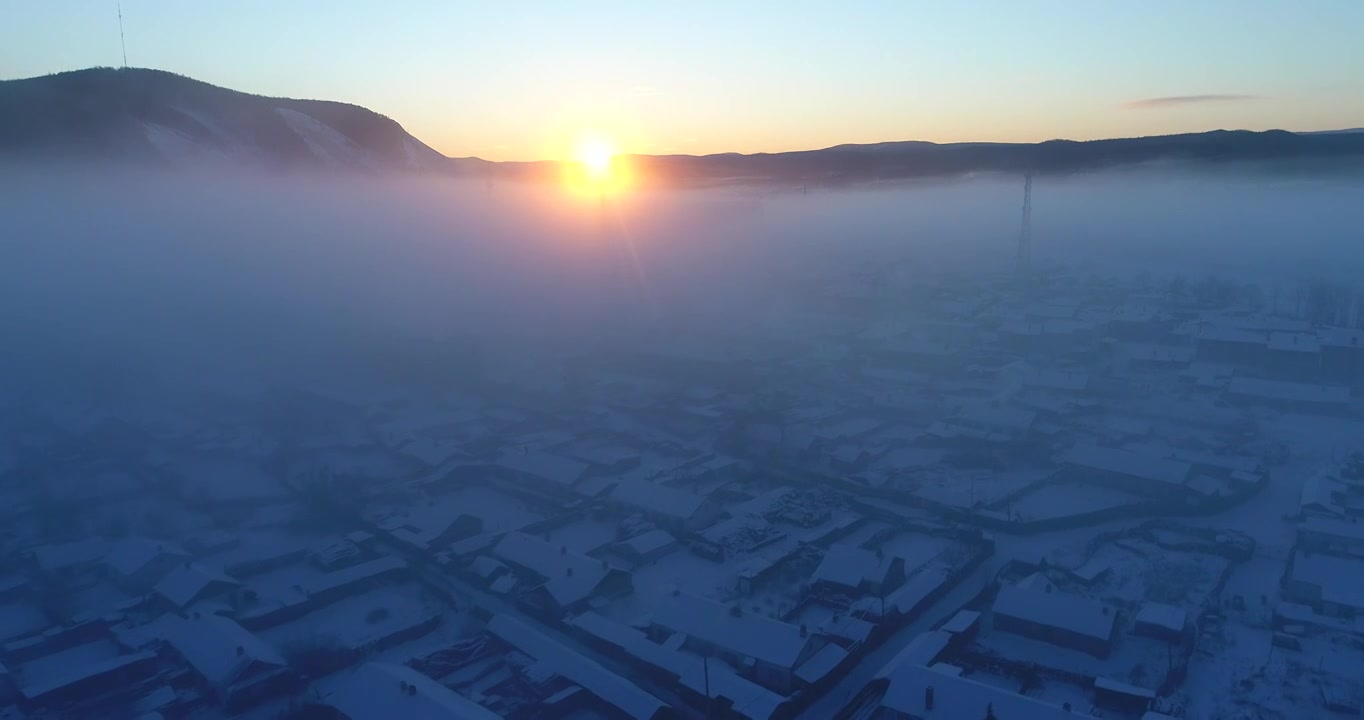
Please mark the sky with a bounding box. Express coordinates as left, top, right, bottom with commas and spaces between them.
3, 0, 1363, 162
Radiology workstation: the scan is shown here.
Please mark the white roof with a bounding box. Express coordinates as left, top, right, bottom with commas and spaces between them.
879, 662, 1074, 720
1227, 377, 1350, 405
319, 662, 500, 720
1300, 517, 1364, 543
161, 615, 285, 687
1290, 550, 1364, 611
31, 539, 106, 573
106, 538, 189, 579
486, 615, 668, 720
1135, 602, 1187, 633
1267, 332, 1320, 353
649, 593, 812, 670
1063, 444, 1191, 487
567, 613, 784, 720
793, 642, 848, 684
491, 532, 612, 608
623, 530, 678, 557
19, 651, 155, 700
811, 544, 895, 589
876, 632, 951, 681
939, 610, 981, 635
155, 564, 240, 609
993, 583, 1116, 643
611, 481, 708, 520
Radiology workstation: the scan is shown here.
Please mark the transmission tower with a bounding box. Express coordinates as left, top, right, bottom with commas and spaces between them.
1016, 173, 1033, 278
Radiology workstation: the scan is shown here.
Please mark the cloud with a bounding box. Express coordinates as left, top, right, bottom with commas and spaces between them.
1123, 94, 1258, 109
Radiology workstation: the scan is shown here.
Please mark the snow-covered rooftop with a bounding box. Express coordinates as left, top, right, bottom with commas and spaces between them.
486, 614, 669, 720
649, 592, 813, 670
491, 532, 616, 608
611, 481, 709, 520
879, 660, 1074, 720
155, 563, 241, 609
1062, 443, 1192, 487
993, 583, 1117, 643
318, 662, 500, 720
161, 615, 285, 688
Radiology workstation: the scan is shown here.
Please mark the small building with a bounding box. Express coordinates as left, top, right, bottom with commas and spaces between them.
1060, 444, 1193, 499
155, 564, 243, 611
314, 661, 500, 720
491, 532, 632, 615
1283, 550, 1364, 618
864, 659, 1075, 720
992, 583, 1118, 658
615, 530, 679, 565
810, 545, 905, 597
609, 481, 725, 533
104, 539, 191, 593
1297, 517, 1364, 557
1094, 677, 1155, 714
486, 614, 675, 720
160, 615, 293, 712
1134, 602, 1188, 642
648, 592, 826, 693
1225, 377, 1350, 413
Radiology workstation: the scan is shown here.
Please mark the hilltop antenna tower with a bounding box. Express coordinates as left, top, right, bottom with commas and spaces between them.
1016, 173, 1033, 278
118, 4, 128, 67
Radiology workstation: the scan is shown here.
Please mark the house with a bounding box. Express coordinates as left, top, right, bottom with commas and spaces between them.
1060, 444, 1193, 499
104, 539, 191, 593
315, 662, 500, 720
29, 540, 107, 584
486, 615, 675, 720
862, 656, 1075, 720
15, 650, 158, 708
568, 612, 786, 720
609, 481, 725, 533
155, 564, 243, 610
1264, 332, 1322, 377
1297, 517, 1364, 557
992, 582, 1118, 658
491, 532, 632, 615
1283, 550, 1364, 618
648, 592, 826, 693
160, 615, 293, 712
616, 530, 679, 564
1225, 377, 1350, 412
495, 450, 593, 495
810, 545, 906, 596
1134, 602, 1187, 642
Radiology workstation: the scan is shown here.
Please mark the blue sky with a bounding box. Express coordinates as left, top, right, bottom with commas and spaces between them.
3, 1, 1362, 161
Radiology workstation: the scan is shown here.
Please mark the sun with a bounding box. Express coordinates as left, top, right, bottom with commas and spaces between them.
575, 133, 617, 180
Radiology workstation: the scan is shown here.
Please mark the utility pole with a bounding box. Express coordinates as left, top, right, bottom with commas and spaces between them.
118, 4, 128, 67
1017, 173, 1033, 279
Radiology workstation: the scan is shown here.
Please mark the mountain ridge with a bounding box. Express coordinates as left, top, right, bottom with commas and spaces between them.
0, 67, 446, 171
5, 68, 1364, 181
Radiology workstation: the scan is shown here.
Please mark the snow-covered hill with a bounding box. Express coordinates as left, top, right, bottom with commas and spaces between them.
0, 68, 449, 172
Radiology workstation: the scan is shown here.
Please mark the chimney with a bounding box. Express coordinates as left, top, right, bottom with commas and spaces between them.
925, 686, 935, 711
236, 645, 244, 657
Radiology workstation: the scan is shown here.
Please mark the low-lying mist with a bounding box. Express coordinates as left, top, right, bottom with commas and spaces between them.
3, 163, 1363, 413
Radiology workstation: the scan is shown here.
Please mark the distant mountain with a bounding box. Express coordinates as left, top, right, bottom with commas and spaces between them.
0, 67, 447, 171
5, 68, 1364, 182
